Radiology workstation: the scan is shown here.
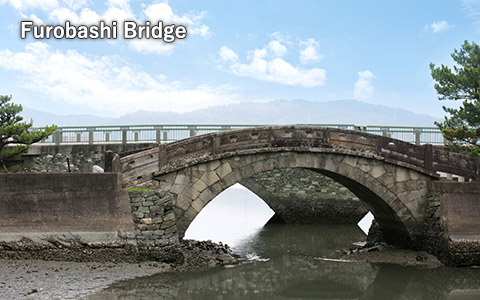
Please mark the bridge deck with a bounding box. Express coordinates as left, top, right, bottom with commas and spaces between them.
120, 126, 479, 185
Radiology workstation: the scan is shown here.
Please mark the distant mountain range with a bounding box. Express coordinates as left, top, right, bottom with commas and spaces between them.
22, 99, 440, 127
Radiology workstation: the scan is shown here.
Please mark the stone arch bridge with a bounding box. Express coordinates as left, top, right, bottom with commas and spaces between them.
120, 126, 479, 250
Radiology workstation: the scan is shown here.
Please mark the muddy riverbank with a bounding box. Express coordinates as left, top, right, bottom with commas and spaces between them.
0, 239, 237, 299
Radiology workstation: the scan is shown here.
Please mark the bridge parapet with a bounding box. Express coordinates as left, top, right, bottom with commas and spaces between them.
148, 126, 477, 180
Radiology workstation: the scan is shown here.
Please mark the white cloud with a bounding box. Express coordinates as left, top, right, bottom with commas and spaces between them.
0, 42, 238, 115
424, 20, 454, 33
353, 70, 375, 100
268, 40, 287, 57
299, 38, 324, 64
461, 0, 480, 17
219, 46, 238, 62
143, 2, 210, 37
219, 39, 326, 87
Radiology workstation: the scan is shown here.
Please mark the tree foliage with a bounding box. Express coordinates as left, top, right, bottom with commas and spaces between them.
0, 95, 57, 169
430, 40, 480, 156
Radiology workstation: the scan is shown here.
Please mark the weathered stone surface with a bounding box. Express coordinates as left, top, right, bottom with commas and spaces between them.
200, 171, 220, 185
127, 189, 179, 243
121, 126, 480, 265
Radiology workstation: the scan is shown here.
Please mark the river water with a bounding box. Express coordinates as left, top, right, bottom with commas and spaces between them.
91, 185, 480, 299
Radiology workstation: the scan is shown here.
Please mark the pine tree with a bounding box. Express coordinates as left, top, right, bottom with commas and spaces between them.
0, 95, 57, 170
430, 40, 480, 156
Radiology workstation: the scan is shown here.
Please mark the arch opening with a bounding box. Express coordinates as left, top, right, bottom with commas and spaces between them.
183, 183, 274, 246
314, 169, 412, 246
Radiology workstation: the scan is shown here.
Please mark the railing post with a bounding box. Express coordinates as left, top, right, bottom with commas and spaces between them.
76, 133, 81, 143
122, 129, 127, 145
105, 150, 121, 172
54, 129, 62, 146
189, 129, 196, 137
156, 128, 161, 143
134, 132, 139, 142
423, 144, 433, 171
158, 143, 167, 170
105, 132, 110, 142
382, 129, 388, 137
105, 150, 114, 172
88, 130, 94, 145
163, 131, 168, 142
414, 130, 421, 145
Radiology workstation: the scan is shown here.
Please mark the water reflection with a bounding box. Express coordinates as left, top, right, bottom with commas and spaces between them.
89, 224, 480, 299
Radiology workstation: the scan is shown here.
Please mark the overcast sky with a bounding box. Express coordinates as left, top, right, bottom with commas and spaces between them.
0, 0, 478, 118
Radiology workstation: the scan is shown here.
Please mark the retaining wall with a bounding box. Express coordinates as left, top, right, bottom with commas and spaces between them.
0, 173, 135, 244
434, 181, 480, 240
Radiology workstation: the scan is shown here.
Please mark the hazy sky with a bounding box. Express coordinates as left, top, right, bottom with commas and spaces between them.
0, 0, 478, 118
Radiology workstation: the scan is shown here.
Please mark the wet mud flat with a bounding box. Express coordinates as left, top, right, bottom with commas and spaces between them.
343, 244, 444, 268
0, 239, 237, 299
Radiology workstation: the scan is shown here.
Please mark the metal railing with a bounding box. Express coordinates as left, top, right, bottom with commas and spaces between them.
31, 124, 444, 145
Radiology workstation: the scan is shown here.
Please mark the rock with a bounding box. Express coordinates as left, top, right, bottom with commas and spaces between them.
92, 165, 104, 173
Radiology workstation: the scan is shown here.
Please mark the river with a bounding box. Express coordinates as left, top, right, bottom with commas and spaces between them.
90, 185, 480, 299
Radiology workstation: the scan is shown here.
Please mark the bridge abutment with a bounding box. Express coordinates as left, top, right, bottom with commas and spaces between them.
414, 181, 480, 266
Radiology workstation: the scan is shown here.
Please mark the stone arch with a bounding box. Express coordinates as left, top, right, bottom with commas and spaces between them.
154, 151, 431, 246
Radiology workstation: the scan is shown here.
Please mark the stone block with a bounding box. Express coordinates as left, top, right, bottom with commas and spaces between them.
149, 205, 164, 215
395, 168, 410, 183
176, 194, 193, 211
160, 218, 176, 229
199, 188, 214, 204
324, 157, 340, 173
141, 217, 153, 225
164, 212, 175, 221
182, 186, 200, 200
200, 171, 220, 185
189, 169, 204, 179
137, 206, 150, 213
369, 165, 385, 178
158, 172, 176, 184
170, 183, 186, 195
152, 217, 163, 223
343, 156, 358, 167
252, 162, 265, 174
154, 229, 165, 236
165, 226, 178, 234
132, 211, 144, 219
174, 174, 191, 185
215, 163, 232, 178
219, 172, 239, 189
183, 206, 198, 222
141, 201, 154, 206
192, 178, 208, 192
209, 182, 224, 197
191, 199, 204, 212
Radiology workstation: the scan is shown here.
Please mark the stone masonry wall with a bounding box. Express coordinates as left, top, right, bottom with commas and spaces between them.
128, 189, 179, 243
242, 168, 368, 224
18, 143, 156, 173
249, 168, 360, 201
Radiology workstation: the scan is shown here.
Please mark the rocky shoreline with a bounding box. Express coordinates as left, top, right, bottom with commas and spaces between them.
0, 238, 237, 269
0, 239, 238, 299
